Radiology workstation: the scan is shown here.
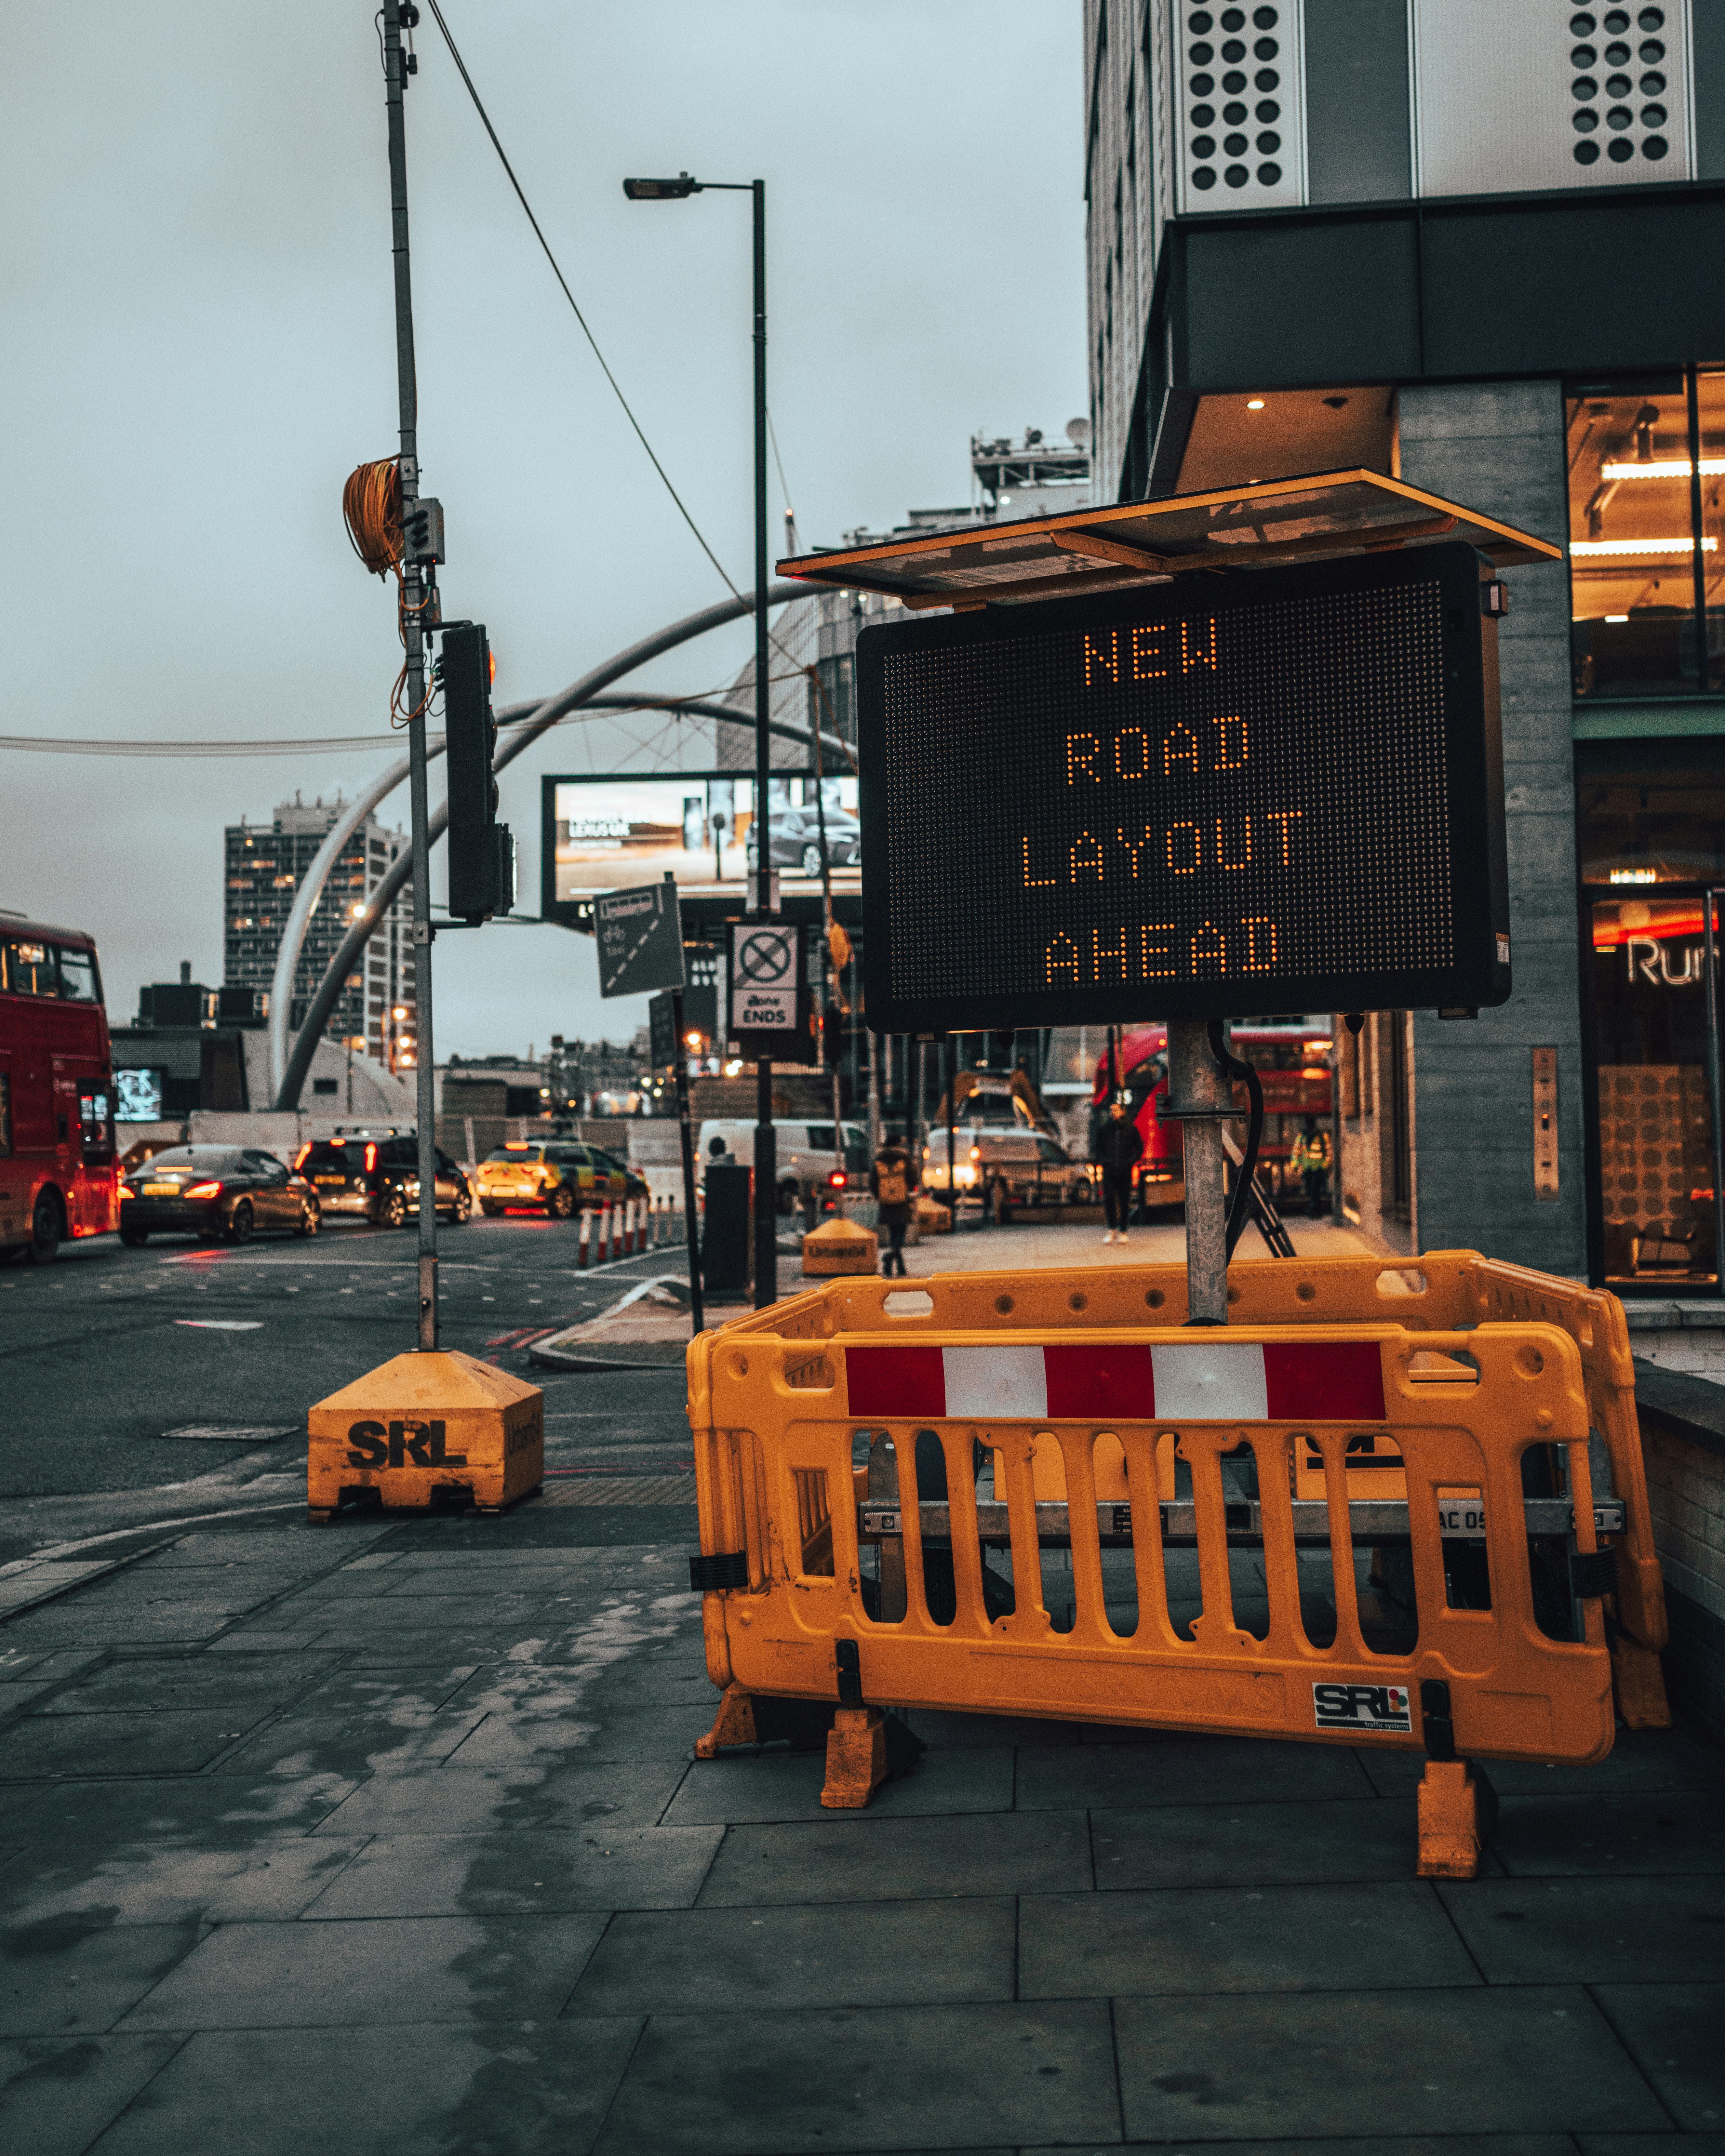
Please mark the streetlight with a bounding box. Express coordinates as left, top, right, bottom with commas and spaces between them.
624, 167, 777, 1310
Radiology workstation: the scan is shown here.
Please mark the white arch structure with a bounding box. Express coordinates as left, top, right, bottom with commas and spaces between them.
271, 580, 827, 1110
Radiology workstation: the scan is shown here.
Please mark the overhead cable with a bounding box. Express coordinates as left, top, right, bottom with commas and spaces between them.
0, 670, 840, 760
422, 0, 738, 599
422, 2, 811, 680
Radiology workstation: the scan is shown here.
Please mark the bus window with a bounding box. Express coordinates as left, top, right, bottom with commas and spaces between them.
5, 942, 56, 996
0, 1073, 10, 1157
79, 1087, 113, 1166
58, 949, 100, 1003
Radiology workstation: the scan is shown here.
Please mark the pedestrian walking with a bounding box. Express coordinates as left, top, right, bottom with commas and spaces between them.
870, 1137, 918, 1277
1092, 1096, 1143, 1244
1290, 1115, 1332, 1218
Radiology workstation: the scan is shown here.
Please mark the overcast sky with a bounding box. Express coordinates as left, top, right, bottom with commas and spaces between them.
1, 1, 1086, 1061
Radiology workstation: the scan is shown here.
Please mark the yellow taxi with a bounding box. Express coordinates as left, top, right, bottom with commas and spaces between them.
473, 1139, 637, 1219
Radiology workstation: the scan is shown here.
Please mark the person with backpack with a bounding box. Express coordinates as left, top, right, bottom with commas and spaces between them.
870, 1138, 918, 1277
1093, 1095, 1144, 1244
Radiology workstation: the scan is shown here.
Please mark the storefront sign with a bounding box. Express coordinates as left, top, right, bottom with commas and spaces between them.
857, 542, 1511, 1028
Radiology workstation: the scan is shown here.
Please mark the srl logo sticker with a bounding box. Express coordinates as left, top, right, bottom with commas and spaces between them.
1313, 1681, 1412, 1736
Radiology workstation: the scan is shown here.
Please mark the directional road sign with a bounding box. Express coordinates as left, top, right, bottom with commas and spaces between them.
596, 880, 686, 999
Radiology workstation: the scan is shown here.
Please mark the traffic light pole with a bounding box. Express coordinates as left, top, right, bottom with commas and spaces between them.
381, 0, 439, 1351
750, 178, 777, 1312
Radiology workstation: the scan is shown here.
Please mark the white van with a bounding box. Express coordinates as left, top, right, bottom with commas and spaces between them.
697, 1119, 869, 1213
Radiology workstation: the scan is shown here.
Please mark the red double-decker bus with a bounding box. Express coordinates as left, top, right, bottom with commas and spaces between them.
0, 912, 119, 1262
1091, 1020, 1335, 1206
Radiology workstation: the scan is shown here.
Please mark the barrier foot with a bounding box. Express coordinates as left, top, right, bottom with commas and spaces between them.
1416, 1757, 1499, 1879
695, 1686, 841, 1758
1609, 1630, 1672, 1730
819, 1706, 924, 1809
695, 1682, 759, 1757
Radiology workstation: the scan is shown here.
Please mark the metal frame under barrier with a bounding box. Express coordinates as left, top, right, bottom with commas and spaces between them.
858, 1495, 1625, 1546
687, 1257, 1662, 1798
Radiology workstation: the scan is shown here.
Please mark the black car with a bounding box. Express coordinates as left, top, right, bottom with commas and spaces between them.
119, 1146, 320, 1247
294, 1132, 472, 1227
749, 805, 861, 879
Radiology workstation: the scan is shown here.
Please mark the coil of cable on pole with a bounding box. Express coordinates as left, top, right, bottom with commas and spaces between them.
342, 457, 433, 726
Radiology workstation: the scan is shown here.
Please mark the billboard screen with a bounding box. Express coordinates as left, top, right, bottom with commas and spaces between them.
541, 773, 860, 925
856, 542, 1510, 1031
116, 1068, 164, 1122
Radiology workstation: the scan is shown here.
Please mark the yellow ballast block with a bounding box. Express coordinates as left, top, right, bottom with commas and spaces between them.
803, 1216, 881, 1276
307, 1349, 543, 1519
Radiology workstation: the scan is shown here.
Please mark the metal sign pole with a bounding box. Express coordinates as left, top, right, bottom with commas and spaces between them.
748, 179, 778, 1312
670, 985, 705, 1335
380, 0, 438, 1353
1166, 1016, 1230, 1325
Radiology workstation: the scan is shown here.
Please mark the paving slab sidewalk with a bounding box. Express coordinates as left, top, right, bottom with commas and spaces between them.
1, 1502, 1721, 2155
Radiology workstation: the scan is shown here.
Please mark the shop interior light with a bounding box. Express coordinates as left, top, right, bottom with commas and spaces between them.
1599, 457, 1725, 479
1246, 398, 1265, 409
1570, 537, 1717, 555
1605, 612, 1630, 621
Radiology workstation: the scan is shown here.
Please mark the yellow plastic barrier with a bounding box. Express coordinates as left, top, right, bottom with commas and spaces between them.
703, 1250, 1666, 1719
1222, 1252, 1666, 1723
686, 1255, 1653, 1876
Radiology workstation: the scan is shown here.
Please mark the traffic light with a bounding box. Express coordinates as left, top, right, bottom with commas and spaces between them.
649, 991, 678, 1070
821, 1005, 844, 1070
441, 621, 514, 923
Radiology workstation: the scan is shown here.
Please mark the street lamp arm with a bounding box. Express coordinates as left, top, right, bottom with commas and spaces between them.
273, 580, 808, 1111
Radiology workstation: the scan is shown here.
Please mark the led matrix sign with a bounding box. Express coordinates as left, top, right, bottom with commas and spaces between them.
858, 543, 1510, 1030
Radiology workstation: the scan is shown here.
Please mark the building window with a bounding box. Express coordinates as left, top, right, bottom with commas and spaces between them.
1568, 370, 1725, 699
1578, 739, 1724, 1290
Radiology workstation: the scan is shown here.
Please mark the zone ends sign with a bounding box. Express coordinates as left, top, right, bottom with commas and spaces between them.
857, 542, 1511, 1031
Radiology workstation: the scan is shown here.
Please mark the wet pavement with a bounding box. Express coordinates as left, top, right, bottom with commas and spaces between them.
1, 1492, 1722, 2154
0, 1217, 695, 1563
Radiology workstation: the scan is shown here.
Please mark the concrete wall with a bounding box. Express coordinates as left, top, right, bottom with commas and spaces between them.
1636, 1360, 1725, 1747
1397, 382, 1588, 1274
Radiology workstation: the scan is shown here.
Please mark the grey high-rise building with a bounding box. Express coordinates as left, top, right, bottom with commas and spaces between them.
223, 796, 417, 1070
1083, 0, 1725, 1298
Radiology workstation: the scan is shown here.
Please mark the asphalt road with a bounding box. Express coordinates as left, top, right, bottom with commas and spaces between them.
0, 1213, 701, 1565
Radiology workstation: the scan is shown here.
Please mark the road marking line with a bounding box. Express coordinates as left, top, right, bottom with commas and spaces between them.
174, 1319, 264, 1331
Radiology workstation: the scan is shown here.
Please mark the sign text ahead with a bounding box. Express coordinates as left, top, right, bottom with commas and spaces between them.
857, 543, 1509, 1030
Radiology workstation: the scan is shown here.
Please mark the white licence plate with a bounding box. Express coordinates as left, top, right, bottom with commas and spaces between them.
1437, 1499, 1487, 1538
142, 1182, 178, 1197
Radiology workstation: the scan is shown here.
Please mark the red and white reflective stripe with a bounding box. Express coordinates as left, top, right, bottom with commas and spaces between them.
845, 1340, 1384, 1423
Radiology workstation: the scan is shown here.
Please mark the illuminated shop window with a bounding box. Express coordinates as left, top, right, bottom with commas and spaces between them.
1578, 740, 1724, 1291
1568, 372, 1725, 698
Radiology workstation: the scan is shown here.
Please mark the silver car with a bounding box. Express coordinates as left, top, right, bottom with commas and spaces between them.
922, 1128, 1083, 1222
